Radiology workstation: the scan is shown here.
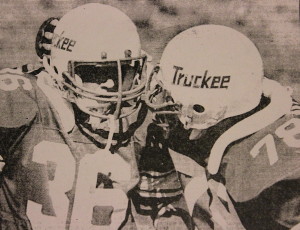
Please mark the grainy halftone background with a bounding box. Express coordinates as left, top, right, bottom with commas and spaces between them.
0, 0, 299, 98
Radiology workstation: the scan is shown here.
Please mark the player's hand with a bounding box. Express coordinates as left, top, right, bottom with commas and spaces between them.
35, 17, 59, 59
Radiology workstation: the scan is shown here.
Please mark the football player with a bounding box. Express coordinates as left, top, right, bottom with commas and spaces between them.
0, 3, 149, 229
30, 13, 193, 230
1, 11, 191, 230
145, 25, 300, 229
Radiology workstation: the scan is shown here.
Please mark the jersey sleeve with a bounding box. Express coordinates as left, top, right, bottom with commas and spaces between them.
0, 72, 38, 128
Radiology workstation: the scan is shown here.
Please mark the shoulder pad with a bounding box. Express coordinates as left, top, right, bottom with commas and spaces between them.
0, 72, 38, 128
0, 64, 44, 76
0, 67, 23, 75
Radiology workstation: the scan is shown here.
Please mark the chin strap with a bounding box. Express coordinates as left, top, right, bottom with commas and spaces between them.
207, 78, 293, 175
43, 56, 55, 78
105, 114, 116, 152
36, 69, 75, 133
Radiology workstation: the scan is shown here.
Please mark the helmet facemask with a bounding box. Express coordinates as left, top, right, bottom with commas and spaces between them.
65, 56, 147, 149
64, 56, 147, 120
145, 66, 182, 138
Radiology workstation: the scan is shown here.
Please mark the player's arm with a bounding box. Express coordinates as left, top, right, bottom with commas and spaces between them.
0, 72, 39, 172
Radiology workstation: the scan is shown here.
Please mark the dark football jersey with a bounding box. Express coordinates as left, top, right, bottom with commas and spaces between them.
223, 101, 300, 229
0, 71, 139, 229
166, 94, 300, 229
133, 119, 245, 229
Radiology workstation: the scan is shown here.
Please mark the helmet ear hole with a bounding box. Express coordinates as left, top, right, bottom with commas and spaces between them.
193, 104, 205, 113
166, 95, 174, 103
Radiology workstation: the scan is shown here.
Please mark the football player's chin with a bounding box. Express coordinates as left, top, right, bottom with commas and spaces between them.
89, 123, 129, 142
188, 122, 218, 140
87, 115, 108, 129
89, 121, 129, 137
189, 128, 207, 140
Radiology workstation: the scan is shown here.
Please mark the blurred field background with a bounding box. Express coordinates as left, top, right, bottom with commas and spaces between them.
0, 0, 299, 99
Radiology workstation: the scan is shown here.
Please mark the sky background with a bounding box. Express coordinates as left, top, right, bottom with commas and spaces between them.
0, 0, 299, 99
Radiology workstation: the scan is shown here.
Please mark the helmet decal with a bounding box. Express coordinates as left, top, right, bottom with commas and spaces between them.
172, 66, 231, 89
52, 32, 76, 52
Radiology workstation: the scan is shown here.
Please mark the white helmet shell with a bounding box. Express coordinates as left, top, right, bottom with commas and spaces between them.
150, 25, 263, 129
51, 3, 141, 76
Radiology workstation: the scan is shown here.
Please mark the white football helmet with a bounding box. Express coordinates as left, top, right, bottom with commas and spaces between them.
44, 3, 147, 121
146, 25, 263, 130
43, 3, 147, 148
